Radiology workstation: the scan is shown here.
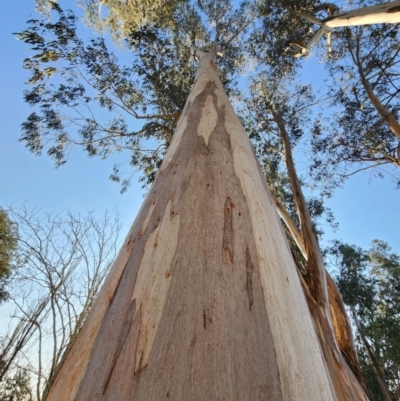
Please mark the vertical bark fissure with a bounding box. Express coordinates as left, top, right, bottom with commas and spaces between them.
245, 247, 254, 311
223, 197, 234, 264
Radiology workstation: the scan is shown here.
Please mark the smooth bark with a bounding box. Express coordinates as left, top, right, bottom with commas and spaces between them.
299, 2, 400, 29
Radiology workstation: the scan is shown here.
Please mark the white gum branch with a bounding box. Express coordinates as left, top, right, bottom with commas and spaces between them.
296, 1, 400, 56
324, 1, 400, 28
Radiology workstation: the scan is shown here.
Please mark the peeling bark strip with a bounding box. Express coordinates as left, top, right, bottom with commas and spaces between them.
223, 197, 234, 264
44, 46, 366, 401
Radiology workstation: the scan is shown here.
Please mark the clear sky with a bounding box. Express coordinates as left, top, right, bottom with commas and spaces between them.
0, 0, 399, 262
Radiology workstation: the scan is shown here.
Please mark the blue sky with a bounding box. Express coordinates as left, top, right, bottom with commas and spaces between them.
0, 0, 399, 258
0, 1, 145, 234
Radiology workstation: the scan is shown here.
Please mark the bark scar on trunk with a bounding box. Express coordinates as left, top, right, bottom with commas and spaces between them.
245, 248, 254, 311
223, 197, 234, 264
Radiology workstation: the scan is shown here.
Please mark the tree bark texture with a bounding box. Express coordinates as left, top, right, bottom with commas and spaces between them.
46, 52, 347, 401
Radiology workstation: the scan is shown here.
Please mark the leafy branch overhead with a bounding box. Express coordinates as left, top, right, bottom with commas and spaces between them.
16, 1, 250, 190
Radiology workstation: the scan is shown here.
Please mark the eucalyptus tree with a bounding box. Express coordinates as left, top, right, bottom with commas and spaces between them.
13, 1, 375, 400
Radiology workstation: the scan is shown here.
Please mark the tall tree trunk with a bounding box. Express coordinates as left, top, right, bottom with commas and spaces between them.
46, 48, 358, 401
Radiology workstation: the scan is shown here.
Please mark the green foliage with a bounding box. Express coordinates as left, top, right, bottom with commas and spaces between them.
0, 209, 18, 303
16, 4, 191, 189
81, 0, 183, 43
16, 1, 252, 191
248, 0, 336, 76
330, 240, 400, 400
253, 0, 400, 189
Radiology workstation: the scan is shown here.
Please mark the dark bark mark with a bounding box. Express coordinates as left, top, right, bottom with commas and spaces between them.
388, 5, 400, 13
103, 299, 137, 393
203, 309, 207, 330
246, 248, 254, 311
108, 265, 127, 306
223, 197, 234, 264
135, 351, 147, 375
126, 236, 136, 251
190, 334, 196, 349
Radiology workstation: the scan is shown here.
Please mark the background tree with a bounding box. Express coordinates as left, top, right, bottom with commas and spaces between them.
0, 209, 18, 304
331, 239, 400, 401
0, 369, 32, 401
0, 207, 120, 401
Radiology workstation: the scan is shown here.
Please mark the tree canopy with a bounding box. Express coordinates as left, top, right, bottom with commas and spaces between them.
16, 0, 400, 198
